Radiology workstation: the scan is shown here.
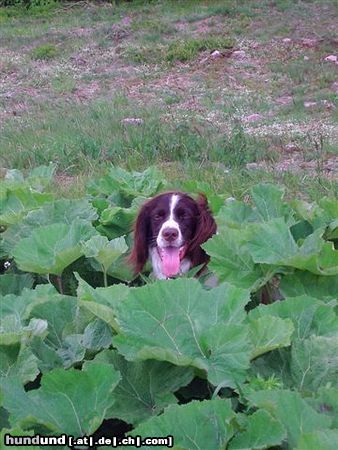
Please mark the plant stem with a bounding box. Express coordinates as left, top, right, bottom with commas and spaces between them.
103, 270, 108, 288
56, 274, 64, 294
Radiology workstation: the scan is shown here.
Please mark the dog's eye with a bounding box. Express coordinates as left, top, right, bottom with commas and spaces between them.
177, 210, 191, 220
153, 210, 165, 220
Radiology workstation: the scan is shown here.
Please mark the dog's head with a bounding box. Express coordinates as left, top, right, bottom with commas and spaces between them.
129, 191, 216, 278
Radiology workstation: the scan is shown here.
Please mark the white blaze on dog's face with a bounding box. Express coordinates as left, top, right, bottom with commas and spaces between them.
156, 195, 183, 277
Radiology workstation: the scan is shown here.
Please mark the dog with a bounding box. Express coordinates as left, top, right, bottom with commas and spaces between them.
129, 191, 216, 279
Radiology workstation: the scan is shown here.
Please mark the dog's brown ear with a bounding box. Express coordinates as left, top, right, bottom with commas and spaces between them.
186, 193, 217, 268
128, 202, 150, 274
191, 193, 217, 250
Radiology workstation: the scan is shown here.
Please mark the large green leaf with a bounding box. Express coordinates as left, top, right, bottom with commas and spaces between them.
77, 275, 128, 331
279, 271, 338, 301
248, 221, 338, 275
12, 220, 97, 275
2, 198, 98, 257
203, 227, 271, 290
0, 187, 53, 226
215, 200, 258, 229
291, 335, 338, 391
82, 235, 128, 272
97, 206, 137, 239
249, 316, 294, 359
0, 363, 121, 436
248, 390, 331, 447
87, 166, 164, 206
247, 218, 298, 264
250, 183, 293, 223
0, 274, 34, 296
0, 285, 63, 346
113, 279, 252, 387
315, 387, 338, 428
82, 320, 112, 351
0, 316, 47, 346
229, 410, 286, 450
27, 291, 93, 369
128, 399, 236, 450
249, 295, 338, 339
296, 429, 338, 450
89, 350, 194, 425
0, 346, 39, 384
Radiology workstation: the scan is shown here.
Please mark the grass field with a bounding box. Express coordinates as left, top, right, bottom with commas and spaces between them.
0, 0, 337, 200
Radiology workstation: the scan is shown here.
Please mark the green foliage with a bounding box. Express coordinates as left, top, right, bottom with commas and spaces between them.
30, 43, 59, 60
166, 36, 235, 62
0, 166, 337, 448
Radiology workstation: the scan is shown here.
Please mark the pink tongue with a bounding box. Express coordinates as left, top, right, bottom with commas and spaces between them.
161, 247, 181, 278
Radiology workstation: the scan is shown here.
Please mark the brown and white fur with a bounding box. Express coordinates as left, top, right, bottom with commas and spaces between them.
129, 192, 216, 279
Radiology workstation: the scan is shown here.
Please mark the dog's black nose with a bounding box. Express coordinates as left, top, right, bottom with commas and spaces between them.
162, 227, 179, 242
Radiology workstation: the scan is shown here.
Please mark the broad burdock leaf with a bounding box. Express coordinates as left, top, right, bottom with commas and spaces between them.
247, 218, 298, 264
88, 350, 194, 425
82, 319, 112, 351
77, 275, 128, 331
249, 295, 338, 339
251, 348, 293, 389
0, 187, 53, 226
0, 346, 39, 384
56, 334, 86, 368
292, 197, 338, 233
97, 206, 137, 239
0, 285, 63, 346
0, 316, 47, 346
128, 399, 235, 450
0, 363, 121, 436
248, 220, 338, 275
280, 271, 338, 301
315, 387, 338, 428
12, 220, 97, 275
291, 335, 338, 391
113, 278, 252, 387
216, 200, 258, 228
296, 430, 338, 450
87, 166, 164, 206
0, 274, 34, 296
250, 183, 293, 223
203, 227, 272, 290
248, 316, 294, 359
82, 235, 128, 272
29, 295, 78, 348
2, 198, 98, 257
229, 409, 286, 450
248, 390, 331, 448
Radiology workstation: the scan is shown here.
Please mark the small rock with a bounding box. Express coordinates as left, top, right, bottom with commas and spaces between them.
243, 113, 263, 122
246, 163, 259, 170
331, 81, 338, 92
276, 95, 293, 105
324, 55, 337, 62
301, 38, 318, 48
121, 118, 144, 125
322, 100, 335, 110
282, 38, 292, 44
211, 50, 222, 58
304, 101, 317, 109
232, 50, 246, 59
303, 56, 309, 61
284, 143, 299, 152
